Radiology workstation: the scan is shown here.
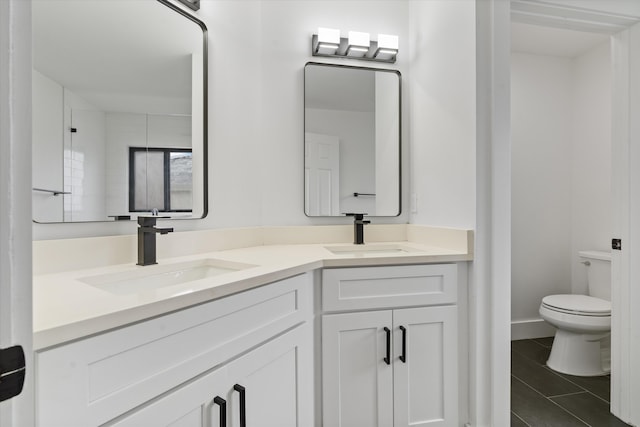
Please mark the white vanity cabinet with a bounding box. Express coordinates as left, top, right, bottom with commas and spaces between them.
321, 264, 459, 427
112, 323, 311, 427
35, 274, 314, 427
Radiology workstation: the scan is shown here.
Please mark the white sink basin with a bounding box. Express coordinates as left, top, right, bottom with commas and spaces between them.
79, 259, 256, 295
325, 244, 417, 256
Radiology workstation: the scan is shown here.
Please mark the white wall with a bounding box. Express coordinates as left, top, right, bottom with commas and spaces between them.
34, 0, 413, 239
31, 0, 480, 239
511, 52, 574, 323
408, 0, 476, 229
511, 42, 612, 333
570, 42, 612, 294
257, 0, 410, 226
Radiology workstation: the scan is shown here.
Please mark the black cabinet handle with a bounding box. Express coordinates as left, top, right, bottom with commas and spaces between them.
383, 327, 391, 365
399, 325, 407, 363
234, 384, 246, 427
213, 396, 226, 427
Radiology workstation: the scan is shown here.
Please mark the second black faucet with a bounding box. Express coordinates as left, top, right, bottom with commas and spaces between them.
345, 213, 370, 245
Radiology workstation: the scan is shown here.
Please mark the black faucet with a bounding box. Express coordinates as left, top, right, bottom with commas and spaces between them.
137, 216, 174, 266
345, 213, 370, 245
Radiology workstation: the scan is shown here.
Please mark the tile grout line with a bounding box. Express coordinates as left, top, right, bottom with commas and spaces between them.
512, 375, 592, 427
510, 339, 549, 359
532, 337, 554, 348
548, 390, 590, 399
547, 396, 601, 427
515, 340, 599, 426
512, 339, 628, 427
540, 364, 591, 387
541, 365, 612, 405
513, 339, 631, 426
511, 410, 532, 427
584, 389, 612, 406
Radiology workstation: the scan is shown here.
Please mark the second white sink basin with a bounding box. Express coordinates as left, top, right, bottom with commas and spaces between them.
80, 259, 256, 295
325, 244, 417, 256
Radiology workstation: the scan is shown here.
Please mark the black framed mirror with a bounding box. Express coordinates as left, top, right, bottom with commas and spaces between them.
304, 62, 401, 217
32, 0, 207, 223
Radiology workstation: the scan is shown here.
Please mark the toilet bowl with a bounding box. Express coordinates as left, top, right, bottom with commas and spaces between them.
539, 251, 611, 376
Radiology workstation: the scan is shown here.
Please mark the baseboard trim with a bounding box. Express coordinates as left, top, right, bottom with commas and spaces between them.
511, 318, 556, 340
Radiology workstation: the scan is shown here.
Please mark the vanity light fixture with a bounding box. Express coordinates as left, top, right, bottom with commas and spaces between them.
375, 34, 399, 61
315, 27, 341, 55
311, 28, 398, 63
346, 31, 370, 58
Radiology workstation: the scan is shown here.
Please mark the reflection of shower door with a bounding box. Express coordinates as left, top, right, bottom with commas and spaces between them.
65, 109, 106, 221
305, 132, 340, 216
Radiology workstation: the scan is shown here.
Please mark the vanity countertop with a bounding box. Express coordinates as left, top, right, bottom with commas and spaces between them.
34, 233, 472, 350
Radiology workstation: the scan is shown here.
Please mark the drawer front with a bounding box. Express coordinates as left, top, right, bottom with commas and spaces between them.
322, 264, 457, 311
36, 273, 312, 427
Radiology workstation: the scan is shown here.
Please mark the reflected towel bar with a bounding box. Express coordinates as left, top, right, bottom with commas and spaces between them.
353, 192, 376, 197
32, 188, 71, 196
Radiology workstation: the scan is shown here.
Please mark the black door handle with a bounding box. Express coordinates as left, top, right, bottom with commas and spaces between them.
383, 327, 391, 365
234, 384, 246, 427
399, 325, 407, 363
0, 345, 26, 402
213, 396, 226, 427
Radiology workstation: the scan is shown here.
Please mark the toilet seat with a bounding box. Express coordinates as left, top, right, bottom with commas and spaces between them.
541, 294, 611, 317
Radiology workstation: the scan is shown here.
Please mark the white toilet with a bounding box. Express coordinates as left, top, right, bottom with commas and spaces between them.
539, 250, 611, 376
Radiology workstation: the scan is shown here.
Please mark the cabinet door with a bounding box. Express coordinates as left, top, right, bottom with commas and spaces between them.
111, 366, 230, 427
226, 323, 313, 427
322, 311, 394, 427
393, 306, 457, 427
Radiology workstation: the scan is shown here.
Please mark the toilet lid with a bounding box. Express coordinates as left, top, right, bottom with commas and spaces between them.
542, 294, 611, 316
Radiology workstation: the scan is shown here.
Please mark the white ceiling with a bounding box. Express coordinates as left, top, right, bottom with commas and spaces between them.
511, 21, 610, 57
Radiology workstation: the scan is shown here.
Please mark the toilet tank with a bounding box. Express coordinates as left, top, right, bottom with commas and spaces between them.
579, 250, 611, 301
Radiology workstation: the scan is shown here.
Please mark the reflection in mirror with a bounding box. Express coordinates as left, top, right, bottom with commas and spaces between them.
304, 63, 400, 217
32, 0, 207, 223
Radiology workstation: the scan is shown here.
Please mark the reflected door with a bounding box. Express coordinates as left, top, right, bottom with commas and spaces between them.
305, 132, 340, 216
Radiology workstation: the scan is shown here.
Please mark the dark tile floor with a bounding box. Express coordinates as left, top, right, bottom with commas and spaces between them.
511, 337, 631, 427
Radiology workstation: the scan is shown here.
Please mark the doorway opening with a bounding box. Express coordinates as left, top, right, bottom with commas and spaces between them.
508, 18, 630, 426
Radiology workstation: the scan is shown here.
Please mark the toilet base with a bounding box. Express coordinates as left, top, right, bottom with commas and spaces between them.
547, 329, 610, 376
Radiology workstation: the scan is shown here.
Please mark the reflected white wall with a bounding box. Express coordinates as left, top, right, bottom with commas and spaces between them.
305, 108, 375, 215
32, 70, 64, 222
375, 72, 400, 216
